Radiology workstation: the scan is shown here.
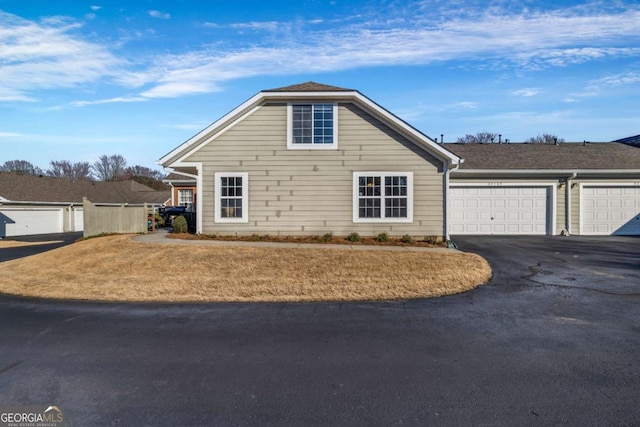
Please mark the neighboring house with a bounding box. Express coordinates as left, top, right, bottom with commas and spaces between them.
163, 173, 197, 211
445, 142, 640, 236
614, 134, 640, 148
159, 82, 461, 238
0, 172, 170, 237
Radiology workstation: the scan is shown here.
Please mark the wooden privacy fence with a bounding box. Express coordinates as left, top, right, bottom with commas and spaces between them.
83, 197, 153, 238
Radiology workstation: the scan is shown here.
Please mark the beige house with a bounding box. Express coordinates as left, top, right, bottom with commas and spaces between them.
159, 82, 461, 238
159, 82, 640, 238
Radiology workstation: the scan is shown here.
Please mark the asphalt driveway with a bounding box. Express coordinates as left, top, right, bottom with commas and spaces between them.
0, 235, 638, 425
0, 232, 82, 262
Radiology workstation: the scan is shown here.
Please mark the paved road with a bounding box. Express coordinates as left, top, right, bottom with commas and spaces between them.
0, 236, 639, 425
0, 232, 82, 262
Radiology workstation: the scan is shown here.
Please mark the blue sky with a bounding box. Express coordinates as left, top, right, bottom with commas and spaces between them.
1, 0, 639, 172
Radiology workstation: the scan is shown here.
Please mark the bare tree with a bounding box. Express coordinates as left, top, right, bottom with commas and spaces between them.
92, 154, 128, 181
125, 165, 165, 181
125, 165, 169, 190
47, 160, 92, 180
456, 132, 501, 143
0, 160, 44, 175
525, 134, 565, 144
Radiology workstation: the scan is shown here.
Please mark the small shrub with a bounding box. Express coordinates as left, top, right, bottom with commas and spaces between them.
321, 232, 333, 243
400, 234, 415, 244
172, 215, 188, 233
250, 234, 269, 241
347, 232, 361, 242
424, 235, 442, 244
154, 213, 165, 227
375, 232, 389, 242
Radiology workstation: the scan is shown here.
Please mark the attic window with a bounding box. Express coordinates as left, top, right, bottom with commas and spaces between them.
287, 103, 338, 149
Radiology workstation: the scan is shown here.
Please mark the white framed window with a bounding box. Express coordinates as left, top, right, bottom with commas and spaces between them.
178, 189, 193, 207
353, 172, 413, 223
214, 172, 249, 223
287, 103, 338, 149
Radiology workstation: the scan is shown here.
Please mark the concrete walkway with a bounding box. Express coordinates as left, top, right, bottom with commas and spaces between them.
133, 229, 458, 253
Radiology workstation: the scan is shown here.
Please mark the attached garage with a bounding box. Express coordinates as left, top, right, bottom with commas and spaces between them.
73, 208, 84, 232
581, 185, 640, 235
450, 185, 553, 235
0, 208, 64, 237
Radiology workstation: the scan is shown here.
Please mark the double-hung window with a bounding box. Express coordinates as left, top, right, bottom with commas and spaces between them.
215, 172, 248, 223
178, 189, 193, 207
353, 172, 413, 222
288, 103, 338, 149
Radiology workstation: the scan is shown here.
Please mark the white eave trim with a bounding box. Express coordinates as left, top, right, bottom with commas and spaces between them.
158, 92, 264, 165
158, 89, 462, 167
452, 169, 640, 175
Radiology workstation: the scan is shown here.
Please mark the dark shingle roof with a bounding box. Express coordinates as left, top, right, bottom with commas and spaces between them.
445, 142, 640, 170
0, 172, 170, 204
614, 134, 640, 147
164, 173, 197, 182
264, 81, 354, 92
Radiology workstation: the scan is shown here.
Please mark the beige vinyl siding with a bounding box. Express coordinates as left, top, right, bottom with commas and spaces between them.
184, 102, 445, 237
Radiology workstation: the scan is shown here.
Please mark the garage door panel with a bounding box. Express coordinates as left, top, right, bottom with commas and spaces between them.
582, 186, 640, 235
1, 208, 64, 237
451, 186, 550, 235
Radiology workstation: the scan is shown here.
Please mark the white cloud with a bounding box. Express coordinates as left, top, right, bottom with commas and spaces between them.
132, 5, 640, 99
71, 96, 148, 107
90, 5, 102, 11
590, 71, 640, 88
0, 11, 123, 102
148, 10, 171, 20
512, 88, 541, 97
3, 3, 640, 104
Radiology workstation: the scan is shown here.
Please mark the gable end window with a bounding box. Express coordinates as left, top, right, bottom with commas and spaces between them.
287, 103, 338, 149
353, 172, 413, 223
215, 172, 249, 223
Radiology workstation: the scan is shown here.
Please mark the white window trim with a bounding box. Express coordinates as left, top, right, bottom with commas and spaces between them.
214, 172, 249, 223
178, 189, 194, 206
353, 172, 413, 223
287, 102, 339, 150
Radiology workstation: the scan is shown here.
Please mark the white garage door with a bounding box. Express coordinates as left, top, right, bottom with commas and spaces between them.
450, 187, 550, 235
582, 186, 640, 235
0, 208, 64, 237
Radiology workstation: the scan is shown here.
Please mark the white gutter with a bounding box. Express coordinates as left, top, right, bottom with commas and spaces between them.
444, 163, 459, 242
452, 168, 640, 175
565, 172, 577, 234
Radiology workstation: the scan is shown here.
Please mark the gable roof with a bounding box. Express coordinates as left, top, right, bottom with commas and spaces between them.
445, 142, 640, 172
0, 172, 170, 205
614, 134, 640, 147
158, 82, 461, 168
264, 81, 354, 92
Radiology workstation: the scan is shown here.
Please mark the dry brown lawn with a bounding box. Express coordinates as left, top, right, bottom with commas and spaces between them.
0, 234, 492, 302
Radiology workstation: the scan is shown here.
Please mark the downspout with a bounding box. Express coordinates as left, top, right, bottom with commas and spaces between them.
444, 162, 460, 243
565, 172, 577, 235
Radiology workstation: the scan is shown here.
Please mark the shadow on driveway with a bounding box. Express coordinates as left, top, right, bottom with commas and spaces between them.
0, 232, 82, 262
